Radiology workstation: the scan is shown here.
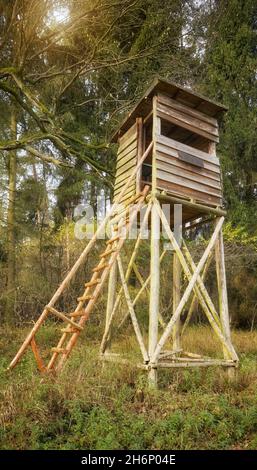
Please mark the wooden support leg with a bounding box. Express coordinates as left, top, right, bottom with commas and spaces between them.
172, 252, 181, 352
104, 259, 117, 352
215, 220, 237, 377
148, 202, 160, 387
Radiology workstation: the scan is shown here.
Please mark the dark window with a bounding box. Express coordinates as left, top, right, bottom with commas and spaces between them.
161, 119, 210, 153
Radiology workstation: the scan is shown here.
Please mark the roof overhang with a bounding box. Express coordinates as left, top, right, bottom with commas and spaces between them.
111, 77, 228, 143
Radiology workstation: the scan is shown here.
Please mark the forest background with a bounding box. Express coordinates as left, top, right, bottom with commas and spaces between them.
1, 0, 257, 328
1, 0, 257, 451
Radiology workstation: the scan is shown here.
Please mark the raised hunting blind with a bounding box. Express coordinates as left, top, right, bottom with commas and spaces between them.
112, 78, 224, 219
9, 78, 238, 385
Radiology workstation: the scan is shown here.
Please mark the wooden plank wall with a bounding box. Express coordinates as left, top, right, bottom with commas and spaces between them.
155, 93, 222, 207
113, 123, 137, 205
113, 92, 222, 208
157, 93, 219, 143
155, 135, 222, 207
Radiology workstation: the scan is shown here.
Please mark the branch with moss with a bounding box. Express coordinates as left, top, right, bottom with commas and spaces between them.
0, 80, 47, 132
0, 133, 48, 151
25, 146, 72, 168
11, 73, 53, 119
0, 131, 113, 182
59, 131, 109, 151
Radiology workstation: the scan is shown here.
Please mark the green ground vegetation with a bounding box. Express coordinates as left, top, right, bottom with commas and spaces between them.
1, 325, 257, 450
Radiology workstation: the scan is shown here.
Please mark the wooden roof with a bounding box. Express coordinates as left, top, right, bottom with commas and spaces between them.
111, 77, 227, 143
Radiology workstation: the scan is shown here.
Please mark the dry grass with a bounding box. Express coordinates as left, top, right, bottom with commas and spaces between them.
0, 324, 257, 450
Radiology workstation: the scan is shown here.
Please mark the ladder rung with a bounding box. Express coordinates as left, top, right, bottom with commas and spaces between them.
61, 327, 77, 333
51, 347, 67, 354
112, 193, 144, 218
126, 191, 144, 205
111, 211, 130, 225
70, 310, 89, 318
113, 221, 129, 232
84, 279, 100, 288
106, 235, 120, 245
99, 248, 116, 259
77, 295, 94, 302
92, 262, 109, 272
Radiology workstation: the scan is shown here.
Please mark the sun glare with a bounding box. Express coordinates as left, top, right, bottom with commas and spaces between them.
48, 6, 70, 26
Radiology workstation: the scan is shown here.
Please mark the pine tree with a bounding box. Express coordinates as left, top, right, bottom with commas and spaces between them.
200, 0, 257, 213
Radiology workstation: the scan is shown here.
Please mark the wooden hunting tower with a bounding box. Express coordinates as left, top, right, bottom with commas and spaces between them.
9, 79, 238, 385
112, 78, 223, 220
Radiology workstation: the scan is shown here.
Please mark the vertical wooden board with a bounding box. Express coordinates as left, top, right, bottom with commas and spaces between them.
114, 123, 139, 204
151, 96, 159, 194
104, 259, 118, 351
119, 122, 137, 147
136, 117, 144, 193
215, 223, 234, 360
148, 203, 160, 386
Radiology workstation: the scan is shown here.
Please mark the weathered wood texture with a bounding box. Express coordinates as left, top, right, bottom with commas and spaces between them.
172, 252, 181, 351
156, 93, 219, 142
114, 123, 137, 205
148, 202, 160, 386
114, 89, 223, 211
111, 77, 227, 143
155, 135, 222, 207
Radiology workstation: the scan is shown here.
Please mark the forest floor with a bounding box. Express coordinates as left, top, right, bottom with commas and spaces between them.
0, 324, 257, 450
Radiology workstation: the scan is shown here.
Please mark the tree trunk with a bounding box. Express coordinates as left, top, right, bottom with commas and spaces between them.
90, 179, 97, 217
5, 105, 17, 324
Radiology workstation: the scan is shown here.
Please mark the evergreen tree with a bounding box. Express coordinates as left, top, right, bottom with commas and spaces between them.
199, 0, 257, 216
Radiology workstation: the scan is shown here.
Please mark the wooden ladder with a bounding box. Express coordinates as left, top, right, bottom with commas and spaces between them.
8, 187, 149, 374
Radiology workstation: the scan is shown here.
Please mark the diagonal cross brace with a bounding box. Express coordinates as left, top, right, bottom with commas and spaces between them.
182, 249, 214, 335
118, 249, 168, 330
152, 202, 238, 363
182, 240, 221, 328
117, 255, 149, 363
100, 201, 152, 354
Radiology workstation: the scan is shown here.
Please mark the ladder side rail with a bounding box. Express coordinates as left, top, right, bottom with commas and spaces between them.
47, 190, 150, 372
55, 187, 150, 372
8, 142, 153, 371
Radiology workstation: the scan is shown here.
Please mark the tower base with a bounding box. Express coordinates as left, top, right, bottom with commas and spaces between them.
101, 194, 238, 387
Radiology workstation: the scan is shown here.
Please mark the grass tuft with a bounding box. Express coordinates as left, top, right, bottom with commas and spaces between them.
0, 325, 257, 449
